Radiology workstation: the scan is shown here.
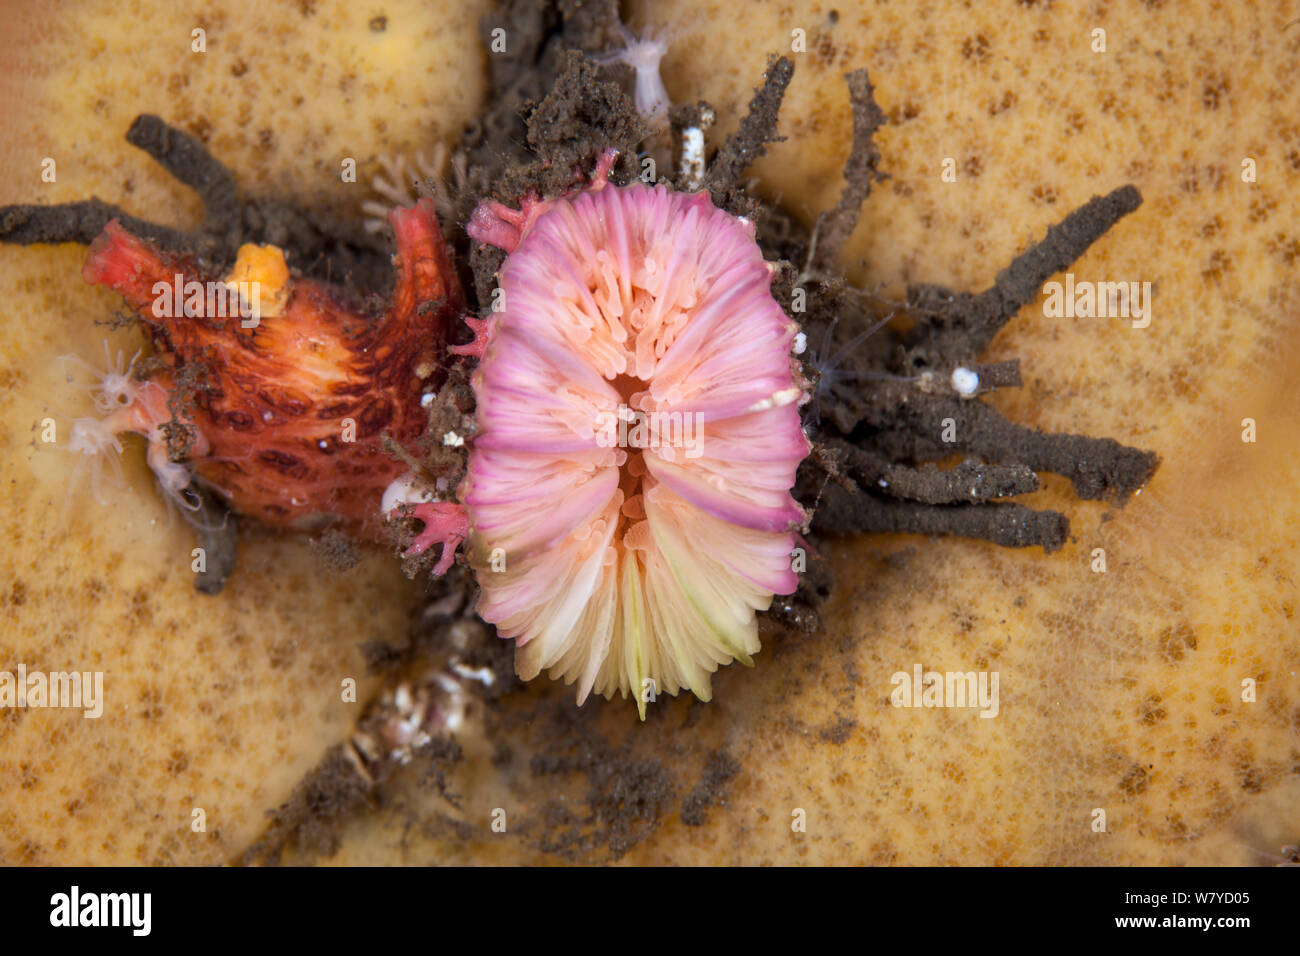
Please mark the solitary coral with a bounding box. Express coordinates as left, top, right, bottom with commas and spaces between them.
465, 168, 810, 716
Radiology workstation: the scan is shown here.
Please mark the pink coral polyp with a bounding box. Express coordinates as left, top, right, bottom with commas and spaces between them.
465, 180, 809, 715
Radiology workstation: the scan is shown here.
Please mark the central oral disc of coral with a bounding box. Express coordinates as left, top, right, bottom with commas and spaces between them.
465, 182, 809, 715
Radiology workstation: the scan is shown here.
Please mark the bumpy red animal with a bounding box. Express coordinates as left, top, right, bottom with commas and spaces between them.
74, 199, 463, 543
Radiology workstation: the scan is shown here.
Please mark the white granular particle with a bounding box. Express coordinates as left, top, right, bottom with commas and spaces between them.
951, 367, 980, 397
